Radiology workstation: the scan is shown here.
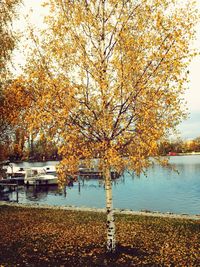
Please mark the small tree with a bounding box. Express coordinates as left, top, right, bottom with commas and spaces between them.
19, 0, 197, 252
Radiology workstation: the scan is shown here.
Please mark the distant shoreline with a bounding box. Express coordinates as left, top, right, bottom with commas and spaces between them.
3, 153, 200, 165
168, 152, 200, 156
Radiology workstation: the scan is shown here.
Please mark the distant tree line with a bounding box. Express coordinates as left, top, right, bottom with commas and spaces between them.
159, 137, 200, 155
1, 129, 60, 162
1, 133, 200, 162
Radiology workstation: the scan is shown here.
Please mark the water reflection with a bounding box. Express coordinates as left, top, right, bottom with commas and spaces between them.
24, 185, 60, 202
1, 156, 200, 215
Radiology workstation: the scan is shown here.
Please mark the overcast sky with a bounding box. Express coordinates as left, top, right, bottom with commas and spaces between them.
13, 0, 200, 140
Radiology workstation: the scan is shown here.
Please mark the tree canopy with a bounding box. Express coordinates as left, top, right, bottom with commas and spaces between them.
18, 0, 197, 177
0, 0, 21, 79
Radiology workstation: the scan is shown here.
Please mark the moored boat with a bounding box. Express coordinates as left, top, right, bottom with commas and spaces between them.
24, 168, 58, 186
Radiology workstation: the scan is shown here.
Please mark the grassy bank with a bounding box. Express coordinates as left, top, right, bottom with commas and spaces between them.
0, 205, 199, 266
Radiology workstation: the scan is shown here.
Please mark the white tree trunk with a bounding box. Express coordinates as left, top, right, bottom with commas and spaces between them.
105, 167, 116, 252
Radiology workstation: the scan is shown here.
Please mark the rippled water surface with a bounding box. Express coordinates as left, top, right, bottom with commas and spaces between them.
5, 156, 200, 215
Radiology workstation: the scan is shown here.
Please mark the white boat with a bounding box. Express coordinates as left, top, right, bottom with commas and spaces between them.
24, 167, 58, 185
44, 165, 57, 174
4, 165, 26, 178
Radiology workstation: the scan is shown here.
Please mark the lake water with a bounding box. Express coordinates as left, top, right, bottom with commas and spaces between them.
3, 156, 200, 215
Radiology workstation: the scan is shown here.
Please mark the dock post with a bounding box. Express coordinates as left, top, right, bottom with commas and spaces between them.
64, 185, 67, 197
16, 182, 19, 203
78, 181, 81, 194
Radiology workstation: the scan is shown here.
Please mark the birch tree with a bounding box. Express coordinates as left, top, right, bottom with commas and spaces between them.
18, 0, 197, 252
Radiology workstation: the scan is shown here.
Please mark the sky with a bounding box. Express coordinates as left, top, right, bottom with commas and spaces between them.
13, 0, 200, 140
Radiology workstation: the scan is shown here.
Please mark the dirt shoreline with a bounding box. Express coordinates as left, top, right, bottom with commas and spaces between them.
0, 201, 199, 220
